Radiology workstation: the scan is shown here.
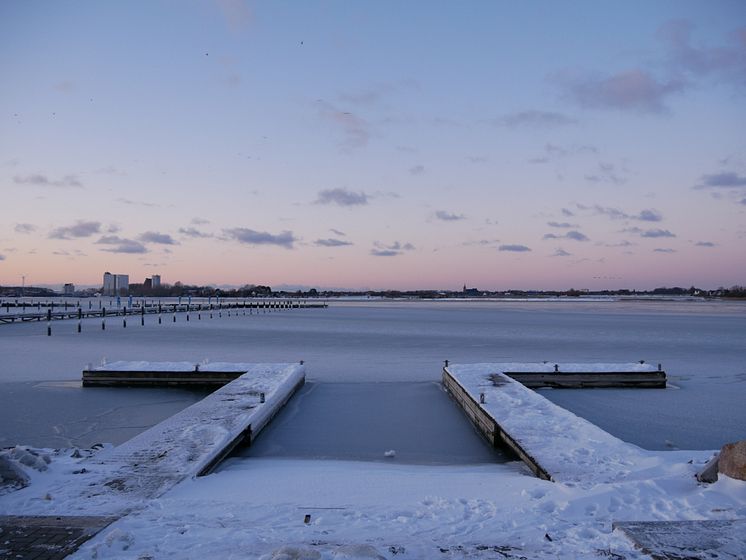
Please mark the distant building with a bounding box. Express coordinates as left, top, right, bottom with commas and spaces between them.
63, 283, 75, 296
151, 274, 161, 288
143, 278, 152, 290
103, 272, 129, 296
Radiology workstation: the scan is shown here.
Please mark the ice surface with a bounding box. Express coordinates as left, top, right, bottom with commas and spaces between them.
1, 299, 745, 449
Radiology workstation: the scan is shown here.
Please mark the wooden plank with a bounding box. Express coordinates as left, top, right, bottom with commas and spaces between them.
503, 371, 666, 388
613, 519, 746, 560
82, 369, 245, 387
443, 368, 552, 480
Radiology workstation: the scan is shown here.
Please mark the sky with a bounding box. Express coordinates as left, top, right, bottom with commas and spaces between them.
1, 0, 745, 291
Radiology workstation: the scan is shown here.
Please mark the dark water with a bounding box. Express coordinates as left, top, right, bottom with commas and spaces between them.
241, 382, 507, 464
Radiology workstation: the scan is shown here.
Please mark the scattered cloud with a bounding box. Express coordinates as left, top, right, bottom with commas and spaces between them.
547, 221, 578, 229
409, 164, 425, 175
462, 239, 500, 247
0, 254, 5, 261
215, 0, 252, 31
529, 143, 598, 164
695, 241, 716, 247
139, 231, 178, 245
695, 172, 746, 189
434, 210, 466, 221
499, 244, 531, 252
543, 230, 589, 242
370, 241, 415, 257
192, 217, 211, 225
53, 80, 75, 92
584, 162, 627, 185
117, 197, 159, 208
467, 155, 489, 164
493, 110, 578, 128
179, 227, 213, 239
653, 248, 677, 253
314, 238, 353, 247
14, 223, 36, 234
554, 68, 684, 114
551, 248, 572, 257
315, 188, 369, 206
95, 235, 148, 254
14, 173, 83, 188
561, 208, 575, 217
641, 228, 676, 238
49, 220, 101, 240
329, 228, 346, 237
658, 19, 746, 86
577, 204, 663, 222
637, 209, 663, 222
225, 228, 296, 249
316, 100, 370, 150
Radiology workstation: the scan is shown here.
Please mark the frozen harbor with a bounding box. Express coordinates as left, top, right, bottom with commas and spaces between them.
0, 298, 744, 451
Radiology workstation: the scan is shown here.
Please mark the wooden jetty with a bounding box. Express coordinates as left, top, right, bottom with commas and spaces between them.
82, 361, 252, 387
0, 299, 327, 325
79, 362, 306, 505
497, 361, 666, 388
443, 363, 653, 484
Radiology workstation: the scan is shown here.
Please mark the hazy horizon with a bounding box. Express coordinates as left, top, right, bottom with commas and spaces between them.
2, 1, 745, 290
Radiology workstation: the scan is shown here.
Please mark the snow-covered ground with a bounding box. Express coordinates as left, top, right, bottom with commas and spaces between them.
2, 446, 744, 558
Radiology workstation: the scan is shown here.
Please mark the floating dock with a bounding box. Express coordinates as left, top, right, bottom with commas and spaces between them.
496, 361, 666, 388
443, 363, 653, 483
83, 361, 252, 387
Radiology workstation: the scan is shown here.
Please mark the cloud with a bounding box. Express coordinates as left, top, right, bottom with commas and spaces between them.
584, 162, 627, 185
547, 221, 578, 229
14, 223, 36, 234
499, 244, 531, 252
370, 241, 415, 257
529, 143, 598, 164
179, 227, 213, 239
641, 228, 676, 238
192, 217, 211, 225
139, 231, 178, 245
225, 228, 296, 249
0, 254, 5, 261
577, 204, 663, 222
658, 19, 746, 86
316, 100, 370, 150
315, 188, 369, 206
435, 210, 466, 221
494, 110, 578, 127
653, 248, 677, 253
695, 241, 716, 247
543, 230, 589, 242
49, 220, 101, 239
409, 164, 425, 175
215, 0, 252, 31
555, 69, 684, 113
117, 197, 159, 208
95, 235, 148, 254
462, 239, 500, 247
329, 228, 346, 237
315, 238, 353, 247
696, 172, 746, 189
561, 208, 575, 217
551, 248, 572, 257
14, 173, 83, 188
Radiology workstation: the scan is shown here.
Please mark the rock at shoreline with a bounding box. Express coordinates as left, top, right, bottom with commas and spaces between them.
718, 440, 746, 481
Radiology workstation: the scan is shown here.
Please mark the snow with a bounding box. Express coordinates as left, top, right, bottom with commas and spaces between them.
489, 362, 659, 373
92, 361, 265, 372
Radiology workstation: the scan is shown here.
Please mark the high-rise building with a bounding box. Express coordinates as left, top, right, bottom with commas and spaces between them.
151, 274, 161, 288
102, 272, 129, 296
63, 283, 75, 296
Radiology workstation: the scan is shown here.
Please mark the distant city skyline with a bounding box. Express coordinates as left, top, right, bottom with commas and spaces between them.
1, 1, 745, 291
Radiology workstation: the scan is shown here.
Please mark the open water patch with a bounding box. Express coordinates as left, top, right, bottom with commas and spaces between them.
238, 381, 509, 465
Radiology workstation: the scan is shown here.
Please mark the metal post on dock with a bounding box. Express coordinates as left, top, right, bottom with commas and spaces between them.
77, 307, 82, 333
141, 305, 145, 326
102, 307, 106, 330
123, 306, 127, 328
46, 309, 51, 336
173, 304, 176, 322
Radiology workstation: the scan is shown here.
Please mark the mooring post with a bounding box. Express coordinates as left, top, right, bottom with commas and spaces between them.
554, 364, 559, 372
102, 307, 106, 330
123, 306, 127, 328
480, 392, 485, 404
444, 359, 449, 368
141, 305, 145, 326
173, 304, 176, 322
46, 309, 51, 336
77, 307, 82, 333
260, 392, 265, 403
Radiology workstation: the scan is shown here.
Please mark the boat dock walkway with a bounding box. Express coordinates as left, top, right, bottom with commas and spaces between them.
443, 363, 657, 484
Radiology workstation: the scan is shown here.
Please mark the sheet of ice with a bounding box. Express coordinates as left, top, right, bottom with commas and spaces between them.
448, 364, 664, 485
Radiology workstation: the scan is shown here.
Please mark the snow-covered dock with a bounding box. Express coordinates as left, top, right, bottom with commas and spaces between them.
443, 363, 659, 484
83, 361, 255, 387
498, 361, 666, 388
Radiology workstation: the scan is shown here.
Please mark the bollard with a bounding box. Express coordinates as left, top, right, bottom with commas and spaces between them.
260, 392, 265, 403
479, 392, 485, 404
102, 307, 106, 330
554, 364, 559, 372
77, 308, 82, 333
123, 306, 127, 328
141, 306, 145, 326
444, 359, 449, 367
46, 309, 51, 336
